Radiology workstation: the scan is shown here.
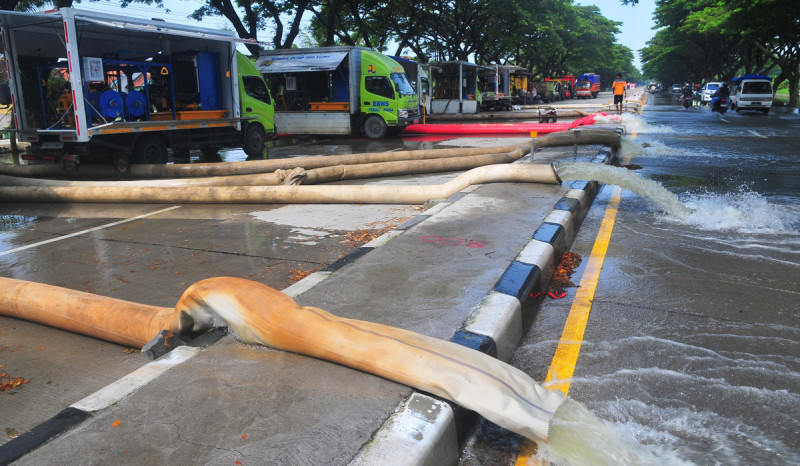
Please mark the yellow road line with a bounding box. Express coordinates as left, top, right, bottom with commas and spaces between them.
515, 185, 623, 465
545, 185, 621, 395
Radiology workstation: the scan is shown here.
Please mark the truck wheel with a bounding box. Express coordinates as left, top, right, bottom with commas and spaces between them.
243, 124, 266, 158
363, 115, 387, 139
132, 135, 167, 164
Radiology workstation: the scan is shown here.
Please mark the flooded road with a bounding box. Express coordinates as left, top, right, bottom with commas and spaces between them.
465, 95, 800, 465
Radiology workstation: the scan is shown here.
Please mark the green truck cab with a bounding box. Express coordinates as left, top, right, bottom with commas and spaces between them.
360, 50, 418, 138
236, 51, 276, 156
256, 46, 419, 139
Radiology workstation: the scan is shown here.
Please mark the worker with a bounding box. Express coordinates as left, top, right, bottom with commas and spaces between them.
612, 73, 627, 115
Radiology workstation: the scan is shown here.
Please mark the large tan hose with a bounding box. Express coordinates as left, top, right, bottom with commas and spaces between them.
0, 276, 565, 443
0, 163, 560, 204
0, 172, 292, 188
0, 151, 524, 189
532, 128, 620, 149
0, 277, 173, 348
0, 144, 526, 179
0, 129, 620, 181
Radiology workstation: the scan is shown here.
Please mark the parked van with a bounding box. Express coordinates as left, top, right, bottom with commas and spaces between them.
730, 75, 773, 114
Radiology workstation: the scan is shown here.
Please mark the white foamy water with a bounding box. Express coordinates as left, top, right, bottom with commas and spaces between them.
595, 113, 676, 135
641, 140, 703, 158
536, 399, 694, 466
676, 189, 799, 233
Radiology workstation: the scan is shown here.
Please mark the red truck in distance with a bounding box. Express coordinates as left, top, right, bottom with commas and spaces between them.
575, 73, 601, 99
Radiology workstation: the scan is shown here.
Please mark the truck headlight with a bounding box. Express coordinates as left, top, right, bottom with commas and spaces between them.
398, 109, 409, 118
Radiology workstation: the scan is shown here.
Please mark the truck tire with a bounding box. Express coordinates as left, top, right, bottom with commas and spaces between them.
242, 123, 266, 159
363, 115, 387, 139
132, 135, 167, 164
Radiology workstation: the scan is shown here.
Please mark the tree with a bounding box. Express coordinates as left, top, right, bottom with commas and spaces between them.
719, 0, 800, 107
0, 0, 73, 10
641, 0, 800, 107
187, 0, 313, 53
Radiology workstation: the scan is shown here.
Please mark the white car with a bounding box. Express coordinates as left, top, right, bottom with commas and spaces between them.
700, 82, 723, 105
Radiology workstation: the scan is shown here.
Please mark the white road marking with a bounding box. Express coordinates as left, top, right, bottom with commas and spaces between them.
748, 129, 768, 138
0, 206, 181, 256
71, 346, 201, 412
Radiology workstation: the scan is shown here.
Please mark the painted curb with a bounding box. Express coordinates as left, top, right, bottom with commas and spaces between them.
351, 147, 612, 464
349, 393, 458, 466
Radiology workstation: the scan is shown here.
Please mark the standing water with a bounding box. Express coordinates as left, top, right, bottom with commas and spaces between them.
559, 105, 798, 463
468, 102, 800, 466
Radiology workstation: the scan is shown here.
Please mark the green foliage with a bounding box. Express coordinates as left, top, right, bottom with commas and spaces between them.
2, 0, 645, 88
641, 0, 800, 107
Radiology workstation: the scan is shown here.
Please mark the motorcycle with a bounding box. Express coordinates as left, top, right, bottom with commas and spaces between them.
711, 96, 728, 114
681, 94, 692, 109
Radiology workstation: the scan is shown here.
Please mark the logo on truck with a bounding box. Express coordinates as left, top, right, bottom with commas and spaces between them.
367, 64, 376, 74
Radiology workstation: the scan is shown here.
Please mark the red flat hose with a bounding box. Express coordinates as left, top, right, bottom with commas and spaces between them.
402, 112, 606, 135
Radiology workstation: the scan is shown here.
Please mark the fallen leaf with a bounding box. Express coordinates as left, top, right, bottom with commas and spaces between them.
0, 370, 29, 393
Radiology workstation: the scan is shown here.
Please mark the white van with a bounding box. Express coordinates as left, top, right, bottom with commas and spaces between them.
730, 75, 773, 114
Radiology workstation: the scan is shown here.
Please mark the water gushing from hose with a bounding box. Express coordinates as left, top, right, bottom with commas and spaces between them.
536, 399, 684, 465
555, 162, 692, 219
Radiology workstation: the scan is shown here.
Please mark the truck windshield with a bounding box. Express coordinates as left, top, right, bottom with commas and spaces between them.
391, 73, 415, 96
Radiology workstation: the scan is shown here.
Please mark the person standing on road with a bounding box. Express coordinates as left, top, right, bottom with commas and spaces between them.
612, 73, 627, 115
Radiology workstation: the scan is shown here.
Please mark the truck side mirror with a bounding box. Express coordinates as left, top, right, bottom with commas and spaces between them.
0, 82, 10, 106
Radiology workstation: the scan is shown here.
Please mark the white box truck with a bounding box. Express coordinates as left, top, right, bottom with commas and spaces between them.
0, 7, 275, 170
255, 47, 419, 139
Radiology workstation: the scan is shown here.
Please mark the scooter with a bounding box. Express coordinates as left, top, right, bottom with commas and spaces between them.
711, 96, 728, 114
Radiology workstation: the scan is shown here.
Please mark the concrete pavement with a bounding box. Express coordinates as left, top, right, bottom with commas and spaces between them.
1, 124, 624, 465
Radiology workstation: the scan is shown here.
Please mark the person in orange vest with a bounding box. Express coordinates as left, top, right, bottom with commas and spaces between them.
612, 73, 627, 115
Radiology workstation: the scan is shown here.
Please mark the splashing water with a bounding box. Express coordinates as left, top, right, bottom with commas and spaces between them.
595, 113, 675, 135
537, 399, 693, 466
677, 189, 798, 233
618, 138, 643, 160
556, 162, 692, 219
